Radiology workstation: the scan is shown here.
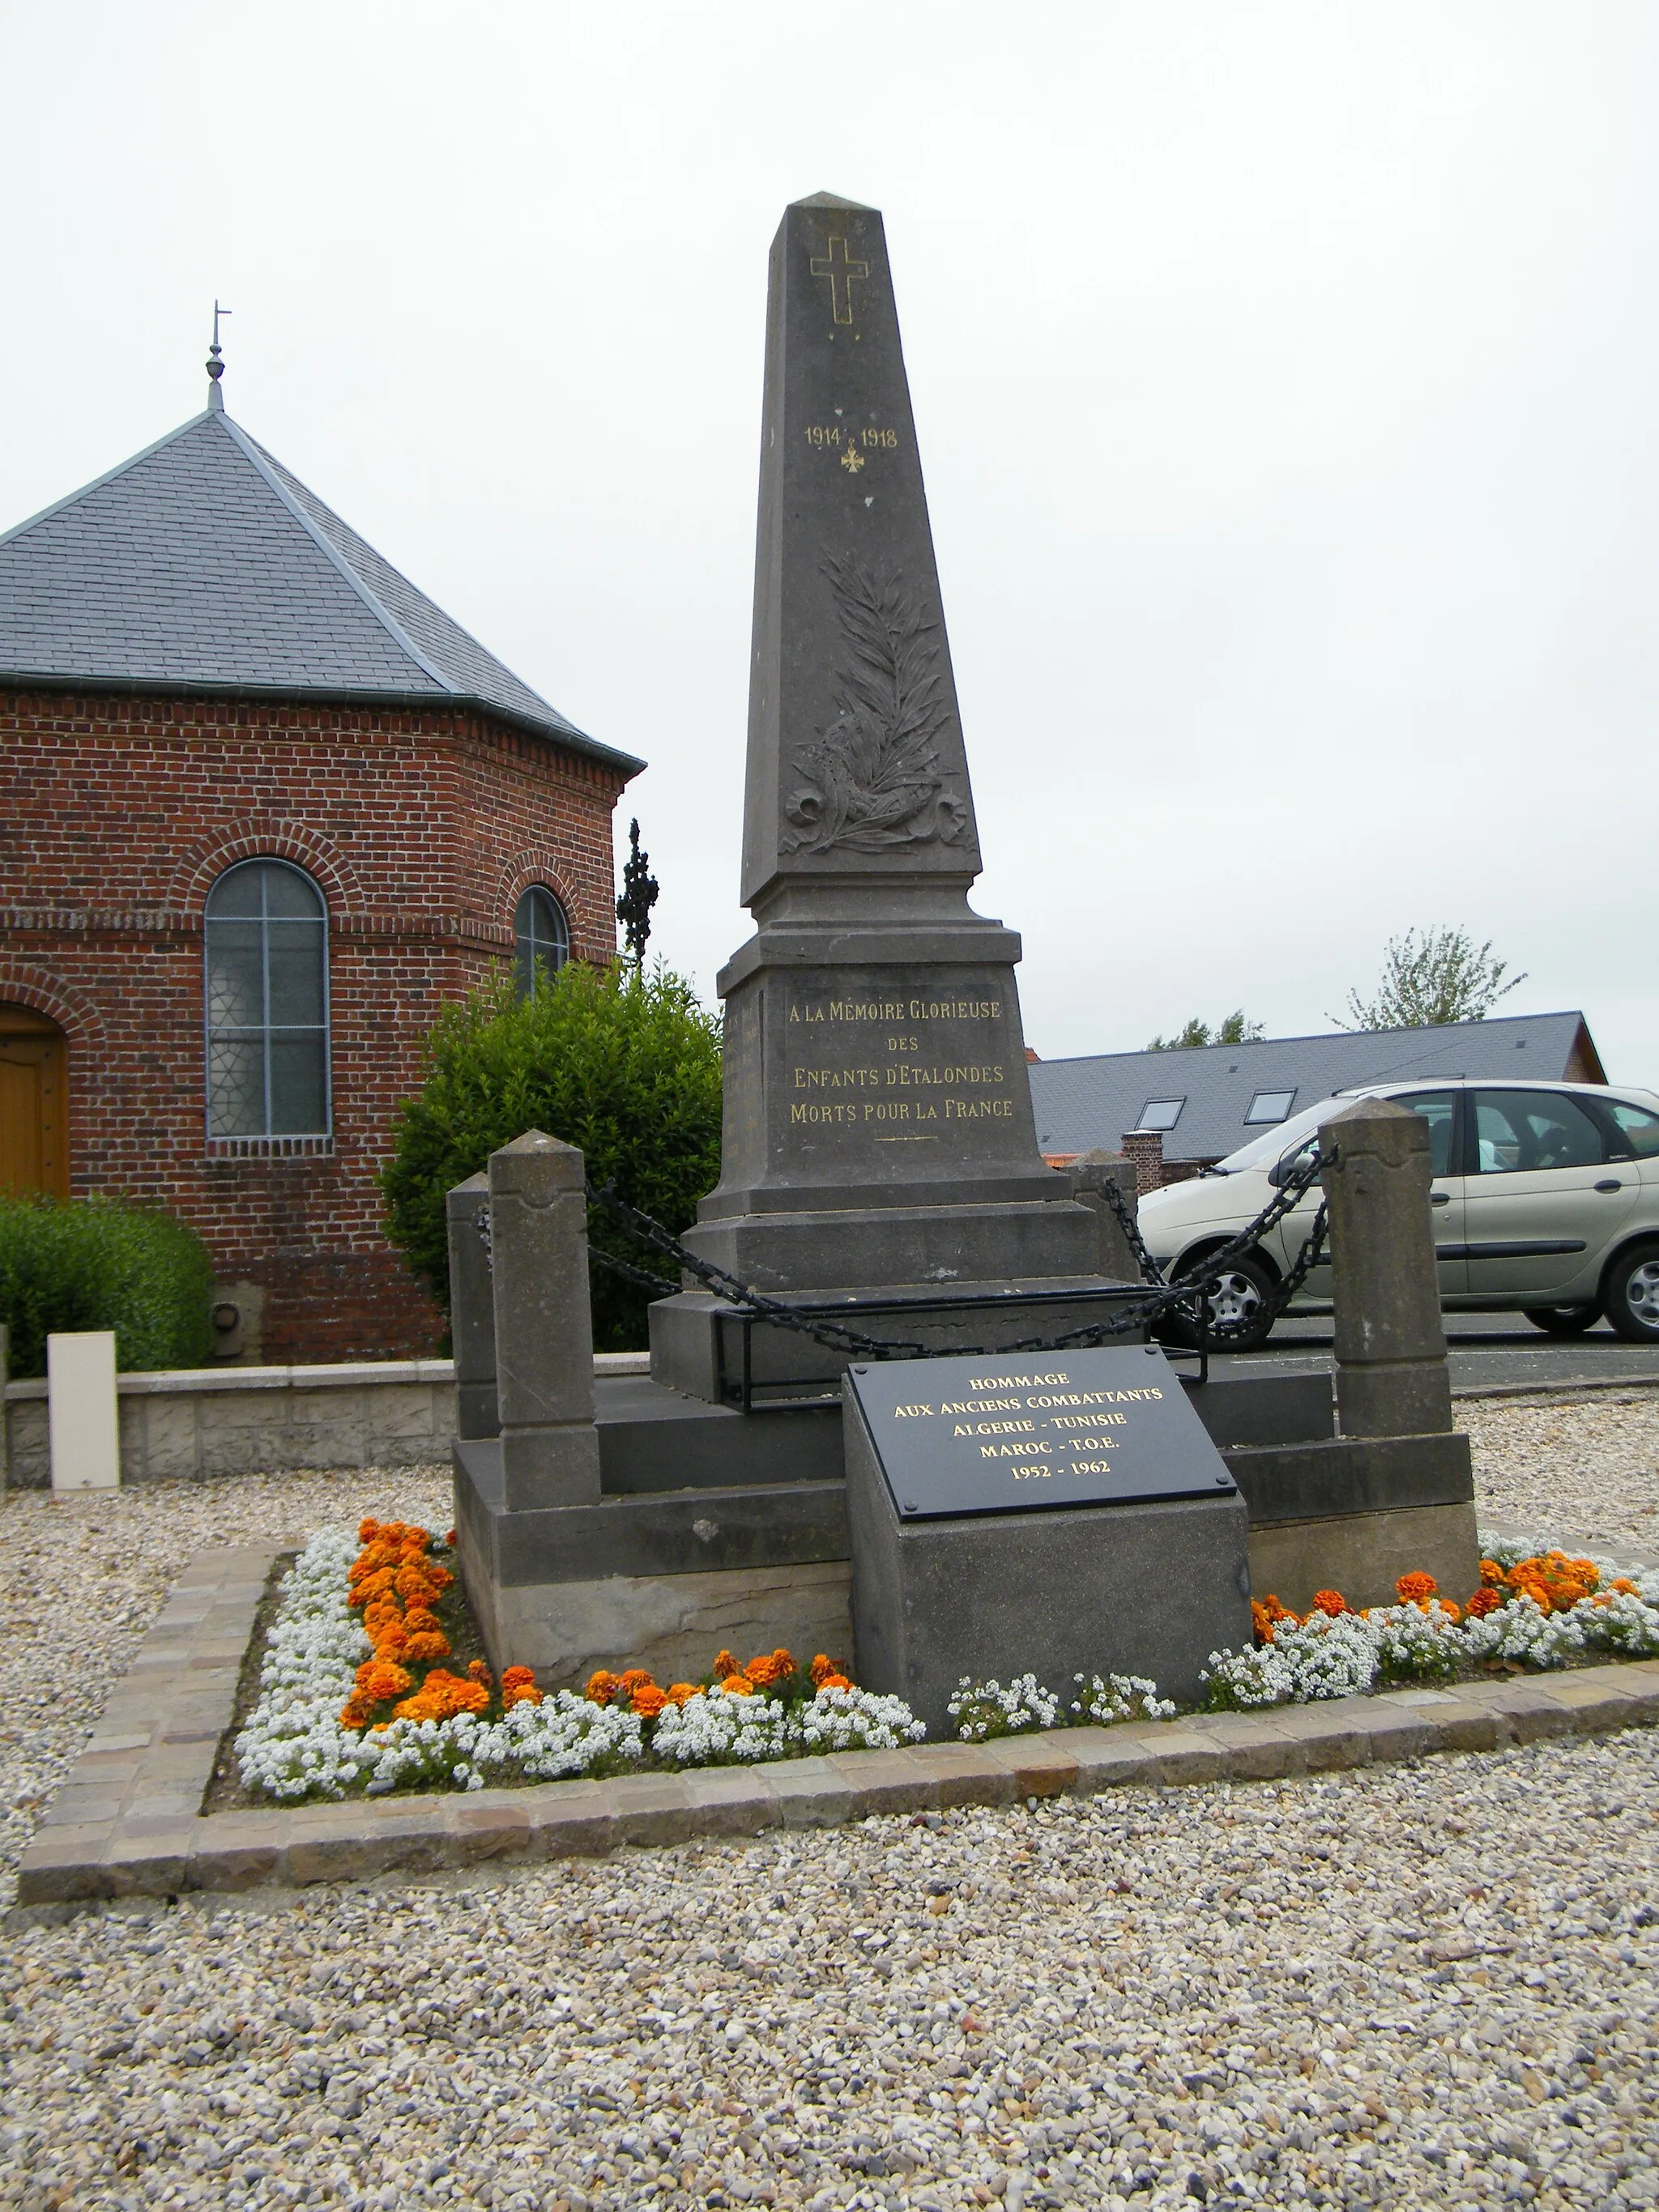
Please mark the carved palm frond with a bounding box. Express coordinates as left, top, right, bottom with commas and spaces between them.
780, 552, 970, 855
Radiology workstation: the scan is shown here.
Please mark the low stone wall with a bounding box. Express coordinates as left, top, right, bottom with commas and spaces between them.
1, 1353, 650, 1487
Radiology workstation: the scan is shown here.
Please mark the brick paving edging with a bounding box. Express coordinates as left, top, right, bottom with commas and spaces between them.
17, 1546, 1659, 1910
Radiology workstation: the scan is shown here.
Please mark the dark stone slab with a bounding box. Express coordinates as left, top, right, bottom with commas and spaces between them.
844, 1346, 1236, 1521
1183, 1371, 1333, 1449
454, 1436, 849, 1588
591, 1375, 843, 1492
842, 1379, 1253, 1732
1222, 1431, 1474, 1525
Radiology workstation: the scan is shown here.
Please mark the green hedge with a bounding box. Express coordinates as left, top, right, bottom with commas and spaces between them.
382, 959, 723, 1353
0, 1196, 216, 1379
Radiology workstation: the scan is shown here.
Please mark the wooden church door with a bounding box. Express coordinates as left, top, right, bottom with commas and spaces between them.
0, 1004, 68, 1198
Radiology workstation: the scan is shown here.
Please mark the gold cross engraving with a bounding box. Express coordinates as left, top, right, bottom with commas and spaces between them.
840, 444, 864, 473
809, 235, 869, 326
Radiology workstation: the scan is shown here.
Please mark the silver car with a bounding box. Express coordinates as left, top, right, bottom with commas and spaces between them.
1136, 1078, 1659, 1352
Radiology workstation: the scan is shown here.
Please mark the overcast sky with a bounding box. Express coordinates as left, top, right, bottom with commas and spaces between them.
4, 2, 1655, 1079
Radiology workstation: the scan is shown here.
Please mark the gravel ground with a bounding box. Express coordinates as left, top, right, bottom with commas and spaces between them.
1457, 1392, 1659, 1558
3, 1742, 1658, 2211
3, 1406, 1659, 2212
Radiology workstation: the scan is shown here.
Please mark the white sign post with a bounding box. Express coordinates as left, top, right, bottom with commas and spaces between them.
48, 1332, 121, 1491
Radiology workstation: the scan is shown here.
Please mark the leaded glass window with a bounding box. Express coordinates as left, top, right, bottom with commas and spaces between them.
514, 886, 570, 999
204, 860, 330, 1137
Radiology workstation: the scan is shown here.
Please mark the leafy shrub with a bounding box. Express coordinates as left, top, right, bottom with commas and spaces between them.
381, 960, 723, 1352
0, 1196, 215, 1378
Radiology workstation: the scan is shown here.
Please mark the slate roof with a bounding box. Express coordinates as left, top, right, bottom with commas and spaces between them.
1028, 1012, 1607, 1164
0, 399, 642, 773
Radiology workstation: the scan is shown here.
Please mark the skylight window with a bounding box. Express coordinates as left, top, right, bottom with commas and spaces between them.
1244, 1090, 1296, 1125
1137, 1098, 1185, 1132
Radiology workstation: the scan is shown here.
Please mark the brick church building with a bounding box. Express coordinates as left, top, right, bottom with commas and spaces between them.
0, 353, 642, 1362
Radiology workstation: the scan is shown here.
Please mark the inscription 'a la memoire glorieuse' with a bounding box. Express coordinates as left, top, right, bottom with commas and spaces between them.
889, 1370, 1168, 1485
785, 993, 1015, 1136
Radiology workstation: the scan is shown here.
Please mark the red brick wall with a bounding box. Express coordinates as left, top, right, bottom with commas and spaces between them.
0, 689, 633, 1362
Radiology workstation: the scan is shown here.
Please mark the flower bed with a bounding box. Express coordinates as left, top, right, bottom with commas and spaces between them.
234, 1521, 1659, 1804
235, 1520, 925, 1803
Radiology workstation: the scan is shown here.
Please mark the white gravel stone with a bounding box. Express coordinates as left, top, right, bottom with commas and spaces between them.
1458, 1392, 1659, 1558
3, 1741, 1658, 2210
3, 1411, 1659, 2210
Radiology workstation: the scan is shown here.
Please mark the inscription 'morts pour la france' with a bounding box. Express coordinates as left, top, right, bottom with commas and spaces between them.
784, 988, 1015, 1142
847, 1349, 1239, 1520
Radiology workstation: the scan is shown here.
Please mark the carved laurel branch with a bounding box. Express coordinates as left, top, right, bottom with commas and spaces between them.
780, 551, 971, 857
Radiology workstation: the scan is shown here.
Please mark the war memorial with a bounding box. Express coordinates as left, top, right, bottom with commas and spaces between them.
449, 195, 1479, 1730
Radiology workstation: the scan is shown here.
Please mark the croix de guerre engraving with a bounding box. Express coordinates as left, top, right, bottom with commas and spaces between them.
780, 552, 970, 856
809, 236, 869, 325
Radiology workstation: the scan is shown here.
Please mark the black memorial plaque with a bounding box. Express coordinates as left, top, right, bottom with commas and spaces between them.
845, 1346, 1236, 1520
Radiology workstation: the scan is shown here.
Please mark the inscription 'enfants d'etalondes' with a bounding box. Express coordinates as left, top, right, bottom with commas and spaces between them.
786, 993, 1015, 1133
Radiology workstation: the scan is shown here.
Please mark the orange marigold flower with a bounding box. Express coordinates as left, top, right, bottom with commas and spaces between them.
586, 1670, 622, 1706
404, 1630, 451, 1663
1396, 1572, 1439, 1605
809, 1653, 845, 1687
501, 1664, 541, 1708
1311, 1590, 1348, 1617
339, 1700, 373, 1730
630, 1685, 669, 1718
350, 1566, 399, 1605
355, 1658, 414, 1700
1478, 1558, 1504, 1586
373, 1626, 412, 1660
467, 1659, 493, 1686
404, 1606, 443, 1633
1612, 1577, 1640, 1596
664, 1682, 697, 1707
445, 1528, 458, 1547
1465, 1587, 1503, 1618
712, 1649, 740, 1680
1251, 1600, 1277, 1645
817, 1673, 853, 1692
619, 1669, 656, 1695
719, 1674, 757, 1697
393, 1670, 489, 1723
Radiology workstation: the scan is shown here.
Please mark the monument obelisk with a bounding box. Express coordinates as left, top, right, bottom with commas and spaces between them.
653, 194, 1110, 1397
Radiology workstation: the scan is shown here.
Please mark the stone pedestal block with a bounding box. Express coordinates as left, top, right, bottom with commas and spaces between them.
446, 1172, 498, 1440
842, 1386, 1252, 1735
1067, 1150, 1142, 1281
1320, 1097, 1455, 1438
488, 1132, 601, 1511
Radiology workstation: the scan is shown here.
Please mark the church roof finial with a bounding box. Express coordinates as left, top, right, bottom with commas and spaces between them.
206, 300, 231, 412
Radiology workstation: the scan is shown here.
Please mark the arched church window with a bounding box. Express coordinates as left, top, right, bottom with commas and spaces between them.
514, 885, 570, 999
204, 859, 331, 1137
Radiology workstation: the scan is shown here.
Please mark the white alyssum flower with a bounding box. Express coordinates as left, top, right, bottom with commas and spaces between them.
234, 1529, 375, 1802
1367, 1600, 1465, 1682
795, 1685, 927, 1753
949, 1673, 1061, 1742
472, 1693, 645, 1780
650, 1689, 793, 1766
1071, 1673, 1176, 1724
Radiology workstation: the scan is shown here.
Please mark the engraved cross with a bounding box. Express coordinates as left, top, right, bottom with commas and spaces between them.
809, 236, 869, 326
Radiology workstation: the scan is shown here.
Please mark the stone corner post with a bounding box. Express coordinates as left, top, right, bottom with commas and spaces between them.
1066, 1149, 1142, 1281
488, 1130, 602, 1511
446, 1172, 499, 1441
1318, 1097, 1454, 1438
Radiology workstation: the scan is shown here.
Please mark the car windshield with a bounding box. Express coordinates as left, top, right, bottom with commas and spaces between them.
1212, 1099, 1346, 1174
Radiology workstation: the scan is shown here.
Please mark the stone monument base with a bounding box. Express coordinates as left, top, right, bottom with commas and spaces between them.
842, 1394, 1253, 1737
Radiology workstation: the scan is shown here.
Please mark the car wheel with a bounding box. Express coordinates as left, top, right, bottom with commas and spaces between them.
1525, 1304, 1601, 1336
1162, 1251, 1278, 1353
1604, 1244, 1659, 1344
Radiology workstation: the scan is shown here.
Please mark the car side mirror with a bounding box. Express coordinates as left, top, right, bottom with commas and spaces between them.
1269, 1147, 1315, 1189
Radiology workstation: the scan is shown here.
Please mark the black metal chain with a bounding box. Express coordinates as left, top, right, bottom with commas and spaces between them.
582, 1151, 1332, 1364
1098, 1176, 1166, 1286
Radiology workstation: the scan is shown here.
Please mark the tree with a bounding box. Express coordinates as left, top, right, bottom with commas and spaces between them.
1146, 1010, 1265, 1051
1333, 927, 1526, 1031
382, 959, 723, 1351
